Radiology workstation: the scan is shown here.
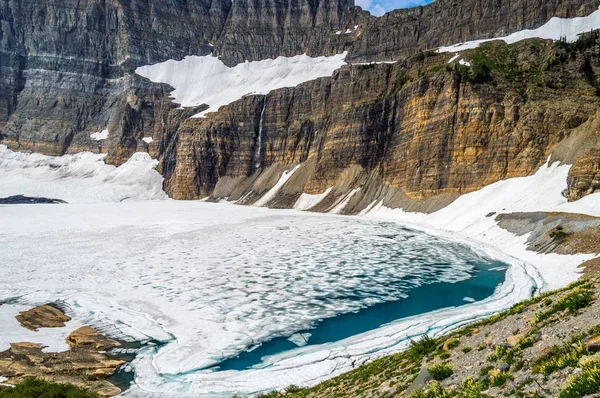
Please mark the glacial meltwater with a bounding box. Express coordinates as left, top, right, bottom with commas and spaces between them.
0, 201, 529, 397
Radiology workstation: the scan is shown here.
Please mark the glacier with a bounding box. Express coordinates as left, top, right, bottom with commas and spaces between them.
439, 6, 600, 53
135, 53, 348, 118
0, 146, 598, 396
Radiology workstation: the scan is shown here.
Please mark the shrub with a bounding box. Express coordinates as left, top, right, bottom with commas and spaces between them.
408, 335, 439, 362
408, 378, 489, 398
534, 342, 587, 375
535, 288, 594, 323
560, 358, 600, 397
488, 369, 513, 387
0, 378, 99, 398
446, 338, 460, 350
427, 363, 454, 381
462, 346, 473, 354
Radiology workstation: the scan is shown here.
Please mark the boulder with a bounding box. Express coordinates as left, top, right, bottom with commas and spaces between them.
587, 336, 600, 353
16, 305, 71, 331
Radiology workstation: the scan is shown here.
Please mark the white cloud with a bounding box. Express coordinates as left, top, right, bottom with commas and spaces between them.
370, 4, 386, 16
355, 0, 373, 9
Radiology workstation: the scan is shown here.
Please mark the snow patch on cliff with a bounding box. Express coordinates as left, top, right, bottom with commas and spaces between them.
439, 7, 600, 53
254, 165, 301, 207
135, 53, 348, 118
90, 129, 109, 141
0, 145, 167, 203
294, 187, 333, 210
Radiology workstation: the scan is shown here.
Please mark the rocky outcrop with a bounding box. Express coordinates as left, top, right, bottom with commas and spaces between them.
0, 0, 231, 157
16, 305, 72, 331
0, 305, 125, 397
214, 0, 364, 65
567, 147, 600, 200
346, 0, 600, 62
161, 39, 600, 210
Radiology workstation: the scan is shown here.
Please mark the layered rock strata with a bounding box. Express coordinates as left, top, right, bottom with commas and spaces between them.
2, 0, 599, 171
161, 39, 600, 210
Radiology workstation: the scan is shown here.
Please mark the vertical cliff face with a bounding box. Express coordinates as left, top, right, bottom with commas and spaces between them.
2, 0, 600, 206
159, 39, 600, 209
346, 0, 600, 62
214, 0, 361, 64
0, 0, 231, 156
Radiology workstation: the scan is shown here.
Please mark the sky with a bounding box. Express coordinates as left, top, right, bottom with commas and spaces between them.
355, 0, 434, 16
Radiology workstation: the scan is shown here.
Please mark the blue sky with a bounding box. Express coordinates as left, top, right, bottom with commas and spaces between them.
355, 0, 434, 16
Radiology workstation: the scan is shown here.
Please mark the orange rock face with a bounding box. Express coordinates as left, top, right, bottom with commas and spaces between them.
159, 40, 600, 210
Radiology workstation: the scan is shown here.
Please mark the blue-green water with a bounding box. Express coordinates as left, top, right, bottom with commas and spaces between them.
216, 260, 507, 371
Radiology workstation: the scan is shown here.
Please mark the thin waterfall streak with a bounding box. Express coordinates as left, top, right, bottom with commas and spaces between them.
254, 97, 267, 169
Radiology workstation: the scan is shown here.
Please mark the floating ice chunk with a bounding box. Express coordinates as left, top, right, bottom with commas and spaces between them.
288, 333, 312, 347
254, 165, 301, 207
90, 129, 109, 141
439, 7, 600, 53
463, 297, 476, 303
135, 53, 347, 118
142, 137, 153, 144
294, 187, 333, 210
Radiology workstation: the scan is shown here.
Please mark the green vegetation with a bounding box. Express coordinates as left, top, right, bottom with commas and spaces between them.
561, 358, 600, 397
535, 342, 587, 375
534, 287, 594, 323
445, 338, 460, 350
0, 378, 98, 398
488, 369, 513, 387
461, 346, 472, 354
427, 363, 454, 381
408, 335, 439, 362
408, 378, 489, 398
557, 30, 600, 54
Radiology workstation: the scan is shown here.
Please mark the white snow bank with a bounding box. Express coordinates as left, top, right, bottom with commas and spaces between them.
0, 145, 167, 203
330, 188, 361, 214
367, 160, 600, 291
439, 7, 600, 53
135, 53, 347, 118
254, 165, 301, 207
447, 53, 460, 63
90, 129, 109, 141
294, 187, 333, 210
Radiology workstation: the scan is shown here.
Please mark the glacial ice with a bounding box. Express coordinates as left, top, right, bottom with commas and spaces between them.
0, 145, 166, 203
438, 7, 600, 53
135, 53, 348, 118
1, 145, 598, 396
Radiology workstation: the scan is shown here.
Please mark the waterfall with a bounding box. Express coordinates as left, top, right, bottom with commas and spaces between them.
254, 97, 267, 169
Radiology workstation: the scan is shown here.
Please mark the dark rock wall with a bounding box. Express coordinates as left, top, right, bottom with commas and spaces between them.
1, 0, 600, 205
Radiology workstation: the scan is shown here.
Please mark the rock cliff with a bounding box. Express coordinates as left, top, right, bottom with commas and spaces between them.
1, 0, 600, 206
160, 38, 600, 211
